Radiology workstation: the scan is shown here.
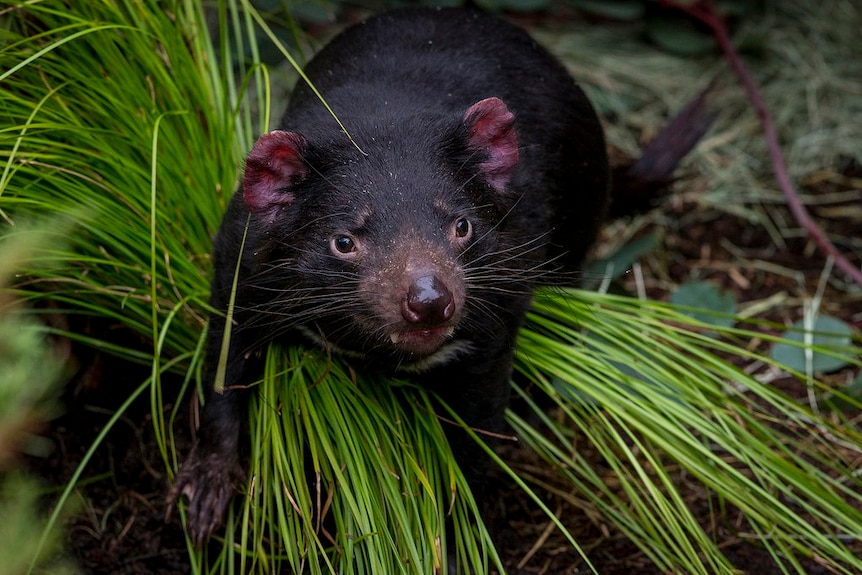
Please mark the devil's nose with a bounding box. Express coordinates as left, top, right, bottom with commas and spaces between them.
401, 275, 454, 326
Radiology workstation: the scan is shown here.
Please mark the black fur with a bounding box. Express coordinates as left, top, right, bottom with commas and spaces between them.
169, 6, 609, 547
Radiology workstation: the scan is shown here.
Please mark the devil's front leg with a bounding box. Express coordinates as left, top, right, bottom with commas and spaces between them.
419, 338, 518, 575
168, 312, 264, 546
424, 332, 520, 502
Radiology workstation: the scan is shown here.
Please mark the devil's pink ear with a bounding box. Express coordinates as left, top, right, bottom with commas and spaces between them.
243, 130, 309, 219
463, 97, 519, 192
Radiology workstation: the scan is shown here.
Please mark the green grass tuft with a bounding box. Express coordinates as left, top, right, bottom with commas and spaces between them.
516, 290, 862, 574
227, 346, 499, 574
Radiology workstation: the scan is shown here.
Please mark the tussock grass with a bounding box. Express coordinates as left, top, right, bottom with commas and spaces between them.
1, 1, 860, 574
225, 346, 499, 574
1, 0, 262, 356
517, 290, 862, 574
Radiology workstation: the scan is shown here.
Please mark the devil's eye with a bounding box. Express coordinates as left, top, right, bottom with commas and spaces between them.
331, 235, 357, 255
454, 218, 471, 239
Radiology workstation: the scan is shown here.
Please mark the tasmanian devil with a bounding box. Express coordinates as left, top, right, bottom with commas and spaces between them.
169, 6, 610, 545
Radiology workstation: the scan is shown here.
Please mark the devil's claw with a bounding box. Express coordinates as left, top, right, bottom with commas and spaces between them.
166, 447, 244, 546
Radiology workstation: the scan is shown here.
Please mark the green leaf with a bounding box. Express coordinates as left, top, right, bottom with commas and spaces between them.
823, 370, 862, 412
771, 315, 856, 373
717, 0, 756, 17
476, 0, 552, 12
585, 232, 660, 287
572, 0, 646, 21
669, 281, 736, 329
645, 15, 717, 56
850, 370, 862, 396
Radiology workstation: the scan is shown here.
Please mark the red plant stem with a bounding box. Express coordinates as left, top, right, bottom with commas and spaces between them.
661, 0, 862, 287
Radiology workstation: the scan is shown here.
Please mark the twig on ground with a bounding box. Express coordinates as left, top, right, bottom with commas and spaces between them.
661, 0, 862, 288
